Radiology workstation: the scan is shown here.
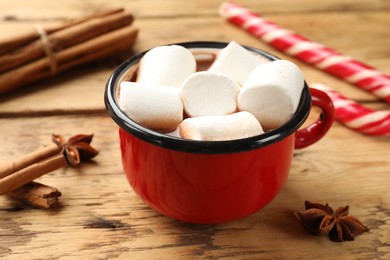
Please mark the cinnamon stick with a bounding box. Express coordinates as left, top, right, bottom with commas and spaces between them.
0, 144, 60, 179
59, 26, 138, 70
0, 154, 67, 195
0, 134, 98, 209
0, 8, 138, 96
0, 11, 134, 72
0, 8, 125, 55
9, 181, 62, 208
0, 25, 138, 95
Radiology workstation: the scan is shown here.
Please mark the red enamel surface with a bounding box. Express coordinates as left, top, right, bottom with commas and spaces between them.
119, 129, 295, 224
295, 88, 334, 149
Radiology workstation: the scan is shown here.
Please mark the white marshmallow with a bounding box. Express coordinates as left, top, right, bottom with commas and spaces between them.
137, 45, 196, 87
166, 127, 181, 138
181, 71, 239, 117
119, 82, 183, 132
179, 111, 264, 141
238, 60, 304, 130
208, 41, 269, 86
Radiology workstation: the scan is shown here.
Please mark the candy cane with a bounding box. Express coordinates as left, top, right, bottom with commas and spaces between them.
219, 2, 390, 104
311, 83, 390, 136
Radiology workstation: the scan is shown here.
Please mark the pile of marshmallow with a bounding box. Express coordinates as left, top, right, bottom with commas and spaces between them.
119, 41, 304, 141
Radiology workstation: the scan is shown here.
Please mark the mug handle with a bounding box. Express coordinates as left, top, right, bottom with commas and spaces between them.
295, 87, 335, 149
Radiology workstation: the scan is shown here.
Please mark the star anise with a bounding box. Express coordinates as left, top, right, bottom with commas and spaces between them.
294, 201, 369, 242
52, 134, 99, 167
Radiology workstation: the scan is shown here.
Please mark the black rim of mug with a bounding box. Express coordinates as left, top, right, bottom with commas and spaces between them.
104, 41, 311, 154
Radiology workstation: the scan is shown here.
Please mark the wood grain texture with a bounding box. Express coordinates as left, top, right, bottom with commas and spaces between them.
0, 0, 389, 259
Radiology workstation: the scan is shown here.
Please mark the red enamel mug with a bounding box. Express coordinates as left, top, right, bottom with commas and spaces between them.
104, 41, 334, 224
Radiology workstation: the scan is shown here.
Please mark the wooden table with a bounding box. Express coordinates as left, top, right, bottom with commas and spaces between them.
1, 0, 389, 259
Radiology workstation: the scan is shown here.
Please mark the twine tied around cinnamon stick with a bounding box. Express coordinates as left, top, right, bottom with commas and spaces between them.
34, 25, 58, 76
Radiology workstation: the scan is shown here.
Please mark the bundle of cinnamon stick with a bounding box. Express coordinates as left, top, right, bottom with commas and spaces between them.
0, 8, 138, 96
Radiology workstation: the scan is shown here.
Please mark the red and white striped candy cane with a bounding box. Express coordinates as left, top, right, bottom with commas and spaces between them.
219, 2, 390, 104
311, 83, 390, 136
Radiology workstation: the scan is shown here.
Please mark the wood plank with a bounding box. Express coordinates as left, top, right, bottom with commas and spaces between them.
0, 115, 389, 258
0, 0, 389, 20
0, 64, 117, 116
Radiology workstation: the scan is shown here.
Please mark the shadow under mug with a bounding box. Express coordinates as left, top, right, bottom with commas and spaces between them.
104, 41, 334, 224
